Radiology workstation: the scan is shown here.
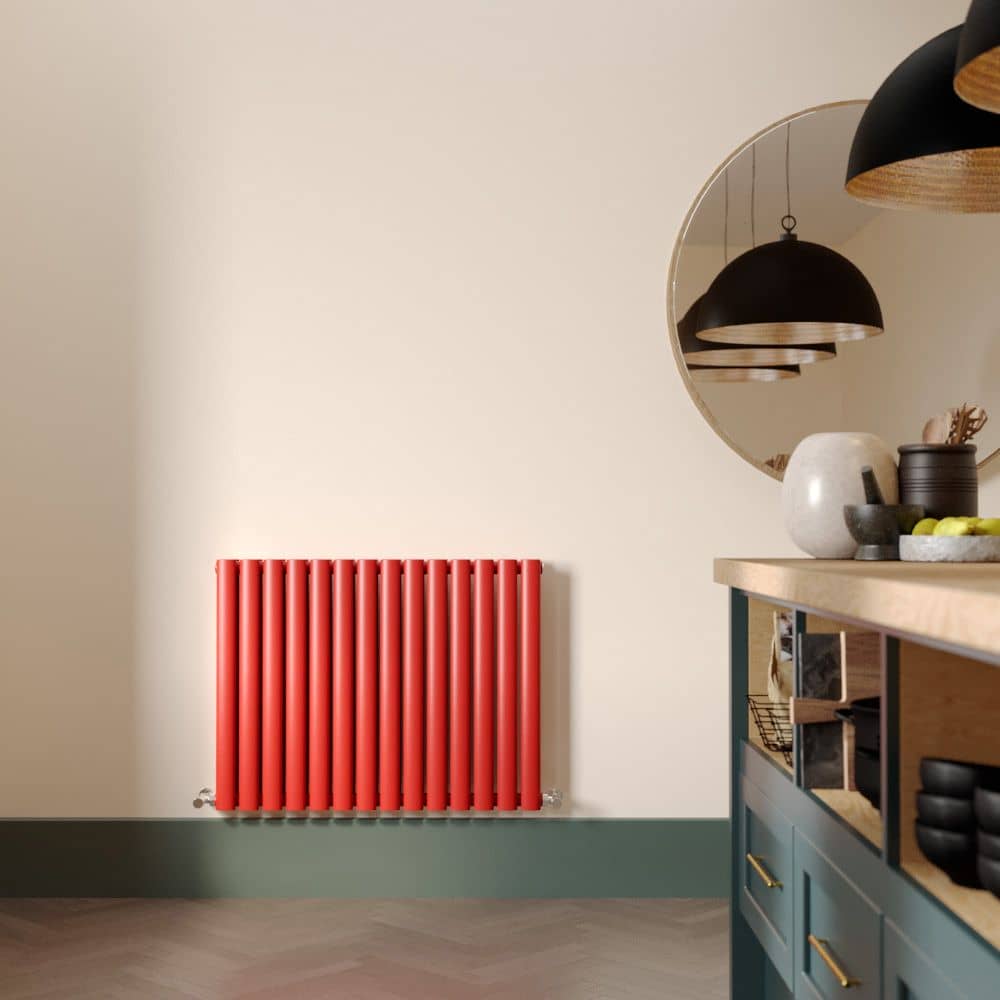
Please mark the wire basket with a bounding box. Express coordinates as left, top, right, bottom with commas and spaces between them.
748, 694, 793, 766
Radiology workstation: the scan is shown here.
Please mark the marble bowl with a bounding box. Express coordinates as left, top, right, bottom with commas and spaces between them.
900, 535, 1000, 562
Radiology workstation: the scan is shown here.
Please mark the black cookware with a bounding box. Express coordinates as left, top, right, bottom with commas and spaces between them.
834, 697, 881, 754
916, 792, 975, 831
977, 829, 1000, 861
975, 786, 1000, 834
920, 758, 983, 798
977, 855, 1000, 898
915, 822, 980, 887
854, 747, 881, 810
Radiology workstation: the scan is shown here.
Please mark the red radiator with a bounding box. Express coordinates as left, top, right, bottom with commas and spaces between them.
215, 558, 542, 814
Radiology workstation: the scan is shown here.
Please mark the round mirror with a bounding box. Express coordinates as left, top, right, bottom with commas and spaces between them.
667, 101, 1000, 479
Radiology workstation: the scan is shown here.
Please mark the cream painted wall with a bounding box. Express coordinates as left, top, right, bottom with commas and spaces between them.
0, 1, 971, 817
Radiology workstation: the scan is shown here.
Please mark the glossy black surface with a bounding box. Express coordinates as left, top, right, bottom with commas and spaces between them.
916, 792, 975, 831
916, 822, 980, 887
920, 758, 982, 799
977, 828, 1000, 861
974, 786, 1000, 834
976, 854, 1000, 897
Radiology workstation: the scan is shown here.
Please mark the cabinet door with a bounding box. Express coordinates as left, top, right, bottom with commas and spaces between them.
740, 775, 794, 990
883, 921, 964, 1000
793, 830, 880, 999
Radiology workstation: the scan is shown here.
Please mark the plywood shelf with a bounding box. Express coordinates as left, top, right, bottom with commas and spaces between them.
747, 733, 793, 775
903, 860, 1000, 952
811, 788, 883, 849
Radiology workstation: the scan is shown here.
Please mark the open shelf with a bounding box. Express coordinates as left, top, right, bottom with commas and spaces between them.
747, 598, 794, 776
811, 788, 883, 850
903, 861, 1000, 952
899, 639, 1000, 950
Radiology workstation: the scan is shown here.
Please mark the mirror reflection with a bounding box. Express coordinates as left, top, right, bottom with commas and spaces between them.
670, 102, 1000, 478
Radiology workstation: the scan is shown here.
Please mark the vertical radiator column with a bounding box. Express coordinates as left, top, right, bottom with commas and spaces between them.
238, 559, 261, 812
355, 560, 378, 811
402, 559, 425, 812
308, 559, 331, 811
216, 560, 239, 812
379, 560, 402, 811
473, 559, 495, 812
285, 559, 309, 811
497, 559, 518, 810
449, 560, 472, 811
333, 559, 355, 811
426, 560, 448, 811
520, 559, 542, 810
261, 560, 285, 811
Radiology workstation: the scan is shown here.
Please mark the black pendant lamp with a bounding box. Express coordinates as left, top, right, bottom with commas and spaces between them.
679, 296, 809, 375
846, 26, 1000, 211
696, 126, 878, 348
955, 0, 1000, 113
688, 364, 801, 384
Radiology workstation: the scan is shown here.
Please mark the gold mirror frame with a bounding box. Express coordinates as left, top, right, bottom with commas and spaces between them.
665, 99, 1000, 481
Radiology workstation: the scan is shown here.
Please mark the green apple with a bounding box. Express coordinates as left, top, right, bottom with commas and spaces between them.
973, 518, 1000, 536
933, 517, 974, 537
912, 518, 939, 536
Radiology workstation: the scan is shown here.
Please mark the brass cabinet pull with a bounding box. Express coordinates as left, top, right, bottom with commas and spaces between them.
746, 853, 782, 889
808, 934, 857, 988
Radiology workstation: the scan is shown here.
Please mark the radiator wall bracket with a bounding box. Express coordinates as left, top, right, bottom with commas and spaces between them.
193, 787, 216, 809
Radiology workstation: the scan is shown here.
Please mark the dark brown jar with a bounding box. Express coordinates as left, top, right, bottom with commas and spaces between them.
898, 443, 978, 519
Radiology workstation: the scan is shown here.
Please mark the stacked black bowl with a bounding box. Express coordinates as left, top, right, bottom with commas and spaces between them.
917, 758, 1000, 895
975, 782, 1000, 898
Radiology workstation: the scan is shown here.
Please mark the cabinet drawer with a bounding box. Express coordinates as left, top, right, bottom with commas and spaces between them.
794, 830, 880, 999
883, 921, 963, 1000
740, 775, 794, 990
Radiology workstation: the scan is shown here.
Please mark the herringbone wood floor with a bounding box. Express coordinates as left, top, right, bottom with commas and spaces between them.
0, 899, 727, 999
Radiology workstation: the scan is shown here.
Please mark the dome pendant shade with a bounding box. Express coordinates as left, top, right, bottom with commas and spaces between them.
679, 294, 835, 367
693, 235, 881, 347
846, 26, 1000, 211
955, 0, 1000, 113
689, 364, 801, 383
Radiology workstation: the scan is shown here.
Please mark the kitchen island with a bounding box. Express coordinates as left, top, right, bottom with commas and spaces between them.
716, 559, 1000, 999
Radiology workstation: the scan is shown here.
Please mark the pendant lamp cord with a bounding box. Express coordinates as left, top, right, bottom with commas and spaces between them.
781, 122, 797, 235
751, 144, 756, 248
723, 167, 729, 264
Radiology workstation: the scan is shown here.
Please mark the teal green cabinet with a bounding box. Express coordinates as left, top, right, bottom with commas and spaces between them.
794, 830, 881, 998
883, 921, 962, 1000
741, 776, 794, 990
727, 584, 999, 1000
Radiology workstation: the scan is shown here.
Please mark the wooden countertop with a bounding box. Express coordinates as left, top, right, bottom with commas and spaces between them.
715, 559, 1000, 660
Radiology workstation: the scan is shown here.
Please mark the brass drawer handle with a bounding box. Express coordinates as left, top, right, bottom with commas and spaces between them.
808, 934, 858, 988
746, 853, 782, 889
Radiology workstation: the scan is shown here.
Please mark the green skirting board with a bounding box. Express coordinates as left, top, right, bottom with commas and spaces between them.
0, 818, 728, 898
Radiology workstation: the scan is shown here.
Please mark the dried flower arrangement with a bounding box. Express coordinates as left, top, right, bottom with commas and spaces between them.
922, 403, 989, 446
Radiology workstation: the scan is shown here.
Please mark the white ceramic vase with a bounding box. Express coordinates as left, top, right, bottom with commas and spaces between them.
782, 432, 898, 559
